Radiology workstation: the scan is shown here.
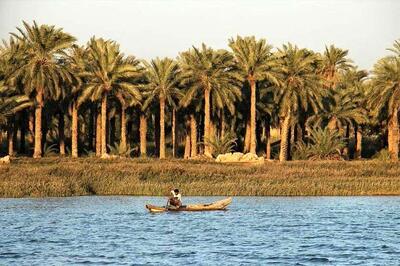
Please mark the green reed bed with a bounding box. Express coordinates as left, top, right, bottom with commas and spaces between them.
0, 157, 399, 197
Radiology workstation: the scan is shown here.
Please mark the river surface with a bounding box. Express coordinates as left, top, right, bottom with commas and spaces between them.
1, 196, 399, 265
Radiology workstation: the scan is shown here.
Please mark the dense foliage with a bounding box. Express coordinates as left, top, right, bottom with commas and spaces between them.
1, 21, 399, 161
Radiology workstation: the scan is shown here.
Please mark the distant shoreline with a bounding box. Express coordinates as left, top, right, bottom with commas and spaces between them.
1, 157, 399, 198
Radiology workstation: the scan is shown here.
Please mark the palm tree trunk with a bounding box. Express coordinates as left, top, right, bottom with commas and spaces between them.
33, 89, 43, 158
120, 106, 127, 151
249, 77, 257, 154
172, 107, 177, 158
159, 97, 166, 159
209, 120, 215, 155
139, 113, 147, 157
279, 112, 291, 162
154, 110, 160, 157
244, 118, 251, 153
355, 125, 362, 159
184, 119, 191, 159
343, 124, 350, 159
204, 88, 212, 157
7, 118, 14, 156
96, 108, 101, 156
265, 119, 271, 160
28, 111, 34, 147
190, 114, 197, 157
101, 94, 107, 155
388, 110, 399, 160
59, 112, 65, 156
71, 102, 78, 158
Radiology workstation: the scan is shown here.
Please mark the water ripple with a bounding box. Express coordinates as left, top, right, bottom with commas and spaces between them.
1, 196, 400, 265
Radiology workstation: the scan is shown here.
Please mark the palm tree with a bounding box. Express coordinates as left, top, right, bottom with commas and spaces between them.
179, 44, 241, 157
0, 37, 31, 155
11, 21, 76, 158
321, 45, 353, 89
258, 83, 279, 159
143, 58, 181, 159
312, 84, 368, 132
387, 39, 400, 57
0, 85, 31, 156
274, 44, 325, 161
79, 37, 140, 156
139, 111, 148, 157
307, 70, 369, 159
65, 45, 88, 157
229, 36, 278, 154
0, 84, 31, 127
115, 56, 143, 151
369, 55, 400, 160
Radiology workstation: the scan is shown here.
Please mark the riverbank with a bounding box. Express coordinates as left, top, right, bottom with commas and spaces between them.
1, 157, 399, 197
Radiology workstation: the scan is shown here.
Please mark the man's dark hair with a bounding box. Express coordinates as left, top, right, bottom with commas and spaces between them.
174, 189, 179, 194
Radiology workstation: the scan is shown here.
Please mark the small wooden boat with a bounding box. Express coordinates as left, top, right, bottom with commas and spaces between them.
146, 197, 232, 213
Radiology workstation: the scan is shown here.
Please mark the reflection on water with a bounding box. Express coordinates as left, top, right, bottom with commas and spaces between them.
1, 196, 399, 265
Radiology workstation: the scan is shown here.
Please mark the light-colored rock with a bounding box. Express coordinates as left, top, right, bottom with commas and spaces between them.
226, 152, 243, 162
215, 152, 264, 163
215, 153, 231, 162
0, 155, 10, 164
240, 153, 259, 162
100, 153, 119, 159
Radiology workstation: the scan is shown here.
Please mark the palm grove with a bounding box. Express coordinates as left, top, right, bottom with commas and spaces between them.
1, 22, 400, 161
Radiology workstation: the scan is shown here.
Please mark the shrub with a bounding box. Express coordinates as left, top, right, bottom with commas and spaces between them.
107, 142, 137, 157
43, 143, 58, 157
372, 149, 391, 161
292, 141, 309, 160
204, 133, 237, 157
292, 127, 345, 160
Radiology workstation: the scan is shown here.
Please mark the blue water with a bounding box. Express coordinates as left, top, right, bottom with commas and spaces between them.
1, 196, 399, 265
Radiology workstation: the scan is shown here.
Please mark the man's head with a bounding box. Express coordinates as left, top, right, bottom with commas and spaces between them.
174, 188, 180, 194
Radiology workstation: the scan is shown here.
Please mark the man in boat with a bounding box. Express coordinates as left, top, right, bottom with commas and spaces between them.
168, 189, 182, 209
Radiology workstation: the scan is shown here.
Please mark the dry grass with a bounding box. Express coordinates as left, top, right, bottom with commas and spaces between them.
1, 157, 400, 197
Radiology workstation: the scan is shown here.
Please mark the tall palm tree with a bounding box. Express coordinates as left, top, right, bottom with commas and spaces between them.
79, 37, 140, 156
229, 36, 278, 154
0, 37, 31, 155
179, 44, 241, 157
321, 45, 353, 89
258, 82, 279, 159
115, 56, 143, 151
274, 43, 325, 161
369, 55, 400, 160
66, 45, 87, 157
143, 58, 181, 159
11, 21, 76, 158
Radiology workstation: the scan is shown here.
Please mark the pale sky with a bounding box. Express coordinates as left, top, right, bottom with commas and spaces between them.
0, 0, 399, 70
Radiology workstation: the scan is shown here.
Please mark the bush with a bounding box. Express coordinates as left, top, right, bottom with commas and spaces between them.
107, 142, 137, 157
204, 133, 237, 157
372, 149, 391, 161
292, 127, 345, 160
292, 141, 309, 160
